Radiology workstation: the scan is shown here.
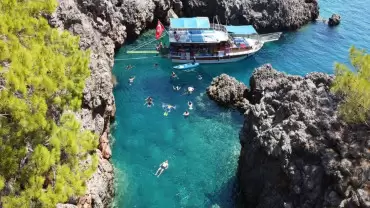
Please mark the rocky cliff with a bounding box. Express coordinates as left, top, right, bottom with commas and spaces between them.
177, 0, 319, 32
207, 65, 370, 208
48, 0, 172, 207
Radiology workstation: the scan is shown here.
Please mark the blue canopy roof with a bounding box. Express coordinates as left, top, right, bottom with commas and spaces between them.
225, 25, 257, 35
170, 17, 210, 29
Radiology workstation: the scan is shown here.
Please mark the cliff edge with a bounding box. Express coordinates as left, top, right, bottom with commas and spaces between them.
207, 65, 370, 207
177, 0, 319, 32
48, 0, 171, 207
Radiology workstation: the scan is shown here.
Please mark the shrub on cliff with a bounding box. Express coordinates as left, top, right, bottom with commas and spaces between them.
0, 0, 98, 207
332, 47, 370, 124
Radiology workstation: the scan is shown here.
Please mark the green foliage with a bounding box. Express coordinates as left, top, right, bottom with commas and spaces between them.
0, 175, 4, 190
0, 0, 98, 207
332, 47, 370, 124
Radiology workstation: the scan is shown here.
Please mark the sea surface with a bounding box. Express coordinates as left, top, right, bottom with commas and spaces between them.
111, 1, 370, 207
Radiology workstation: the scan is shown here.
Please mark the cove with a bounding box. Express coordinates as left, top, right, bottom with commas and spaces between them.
111, 0, 370, 207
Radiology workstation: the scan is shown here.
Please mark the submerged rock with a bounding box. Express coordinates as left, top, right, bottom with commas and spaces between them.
328, 14, 341, 26
208, 65, 370, 208
178, 0, 319, 32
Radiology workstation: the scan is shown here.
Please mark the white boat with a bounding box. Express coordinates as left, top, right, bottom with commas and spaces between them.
164, 17, 281, 64
173, 62, 200, 70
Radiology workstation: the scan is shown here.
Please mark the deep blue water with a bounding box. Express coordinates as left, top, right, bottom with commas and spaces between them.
111, 1, 370, 207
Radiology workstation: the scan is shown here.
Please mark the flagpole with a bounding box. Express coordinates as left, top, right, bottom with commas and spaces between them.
159, 20, 169, 35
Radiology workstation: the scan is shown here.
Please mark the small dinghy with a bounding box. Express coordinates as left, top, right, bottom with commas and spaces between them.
173, 63, 199, 70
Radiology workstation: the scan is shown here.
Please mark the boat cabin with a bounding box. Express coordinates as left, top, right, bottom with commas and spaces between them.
167, 17, 263, 63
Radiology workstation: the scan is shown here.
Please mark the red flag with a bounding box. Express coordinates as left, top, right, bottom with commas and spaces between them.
155, 20, 165, 40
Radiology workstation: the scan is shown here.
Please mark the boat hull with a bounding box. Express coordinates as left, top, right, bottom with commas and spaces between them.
173, 63, 200, 69
171, 53, 254, 64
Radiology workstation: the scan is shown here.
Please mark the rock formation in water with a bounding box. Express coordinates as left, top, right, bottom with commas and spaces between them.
328, 14, 341, 26
207, 65, 370, 208
207, 74, 249, 110
177, 0, 319, 32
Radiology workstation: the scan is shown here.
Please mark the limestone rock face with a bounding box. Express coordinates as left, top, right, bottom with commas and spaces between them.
83, 150, 114, 208
48, 0, 172, 207
207, 73, 249, 111
99, 132, 112, 159
328, 14, 341, 26
208, 65, 370, 208
178, 0, 319, 32
56, 204, 77, 208
239, 65, 369, 208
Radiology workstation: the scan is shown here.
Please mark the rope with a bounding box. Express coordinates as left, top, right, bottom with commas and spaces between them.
129, 34, 166, 51
114, 56, 160, 61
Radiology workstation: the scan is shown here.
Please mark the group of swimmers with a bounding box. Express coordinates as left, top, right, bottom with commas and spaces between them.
125, 61, 203, 177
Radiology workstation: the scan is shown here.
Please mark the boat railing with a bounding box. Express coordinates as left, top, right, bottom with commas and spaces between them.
210, 23, 228, 33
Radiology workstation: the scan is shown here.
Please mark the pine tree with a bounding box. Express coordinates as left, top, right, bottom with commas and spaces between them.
0, 0, 99, 207
331, 47, 370, 124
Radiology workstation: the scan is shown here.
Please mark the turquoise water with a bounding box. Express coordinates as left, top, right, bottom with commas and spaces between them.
111, 1, 370, 207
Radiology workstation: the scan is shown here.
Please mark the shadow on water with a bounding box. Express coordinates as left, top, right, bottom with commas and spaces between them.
204, 176, 238, 208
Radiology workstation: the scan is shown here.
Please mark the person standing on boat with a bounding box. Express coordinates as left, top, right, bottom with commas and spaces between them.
192, 56, 196, 65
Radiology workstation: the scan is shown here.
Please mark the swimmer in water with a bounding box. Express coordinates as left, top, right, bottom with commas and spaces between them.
128, 76, 135, 85
171, 71, 178, 79
154, 63, 158, 68
145, 97, 154, 107
183, 111, 190, 117
186, 86, 195, 95
162, 103, 176, 113
173, 85, 181, 91
188, 101, 193, 110
154, 160, 168, 177
126, 65, 133, 70
198, 74, 203, 80
166, 105, 175, 112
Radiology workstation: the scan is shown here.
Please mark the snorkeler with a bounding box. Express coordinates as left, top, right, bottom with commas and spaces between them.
188, 101, 193, 110
183, 111, 190, 117
162, 103, 176, 116
128, 76, 135, 85
145, 97, 154, 107
154, 63, 158, 68
198, 74, 203, 80
154, 160, 169, 177
166, 104, 176, 112
173, 85, 181, 91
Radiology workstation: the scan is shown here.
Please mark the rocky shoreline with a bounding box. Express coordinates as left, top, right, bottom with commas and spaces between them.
207, 65, 370, 208
48, 0, 320, 206
177, 0, 319, 32
49, 0, 172, 207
